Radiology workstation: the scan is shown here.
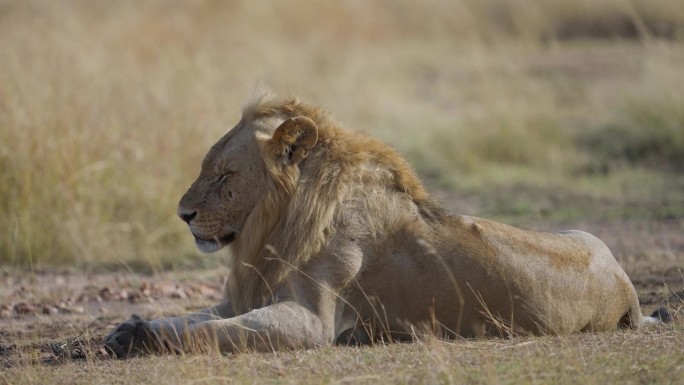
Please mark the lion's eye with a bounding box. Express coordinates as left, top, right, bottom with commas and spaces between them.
216, 172, 235, 184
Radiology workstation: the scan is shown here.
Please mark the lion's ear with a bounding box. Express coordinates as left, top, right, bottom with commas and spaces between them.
271, 116, 318, 165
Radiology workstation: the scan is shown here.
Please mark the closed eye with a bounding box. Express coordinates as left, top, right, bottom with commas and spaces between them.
217, 171, 236, 184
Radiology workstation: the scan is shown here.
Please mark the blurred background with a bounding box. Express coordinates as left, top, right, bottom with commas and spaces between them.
1, 0, 683, 275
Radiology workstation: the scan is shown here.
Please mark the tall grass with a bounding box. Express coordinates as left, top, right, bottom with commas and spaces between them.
1, 0, 683, 269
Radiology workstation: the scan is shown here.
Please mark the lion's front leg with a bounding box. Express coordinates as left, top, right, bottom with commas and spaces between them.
104, 301, 234, 358
181, 302, 333, 354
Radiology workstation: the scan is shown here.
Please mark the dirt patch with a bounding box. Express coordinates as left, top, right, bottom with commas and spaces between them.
0, 254, 681, 369
0, 270, 225, 368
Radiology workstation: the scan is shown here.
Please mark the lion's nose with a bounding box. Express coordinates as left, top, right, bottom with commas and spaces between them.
178, 209, 197, 224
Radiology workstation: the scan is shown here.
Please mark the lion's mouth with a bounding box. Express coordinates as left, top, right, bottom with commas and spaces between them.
193, 232, 236, 253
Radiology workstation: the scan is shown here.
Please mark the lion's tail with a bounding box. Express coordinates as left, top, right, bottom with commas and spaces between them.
643, 307, 672, 325
622, 285, 672, 328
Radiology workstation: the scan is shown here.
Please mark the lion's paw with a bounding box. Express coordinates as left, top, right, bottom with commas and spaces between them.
104, 314, 160, 358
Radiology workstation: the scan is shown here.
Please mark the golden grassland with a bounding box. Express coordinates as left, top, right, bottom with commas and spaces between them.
1, 1, 683, 383
1, 0, 684, 269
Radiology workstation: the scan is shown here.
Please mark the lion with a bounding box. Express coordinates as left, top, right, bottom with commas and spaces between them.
104, 91, 661, 357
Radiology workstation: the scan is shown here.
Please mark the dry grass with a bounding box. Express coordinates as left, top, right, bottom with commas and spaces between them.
2, 323, 684, 385
1, 1, 684, 382
2, 0, 684, 269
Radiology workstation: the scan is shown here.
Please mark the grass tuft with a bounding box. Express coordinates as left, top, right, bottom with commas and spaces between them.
579, 96, 684, 171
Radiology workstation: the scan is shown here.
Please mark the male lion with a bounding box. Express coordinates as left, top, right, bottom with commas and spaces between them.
104, 92, 657, 357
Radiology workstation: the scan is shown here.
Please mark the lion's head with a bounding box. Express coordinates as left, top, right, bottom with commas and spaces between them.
177, 94, 319, 254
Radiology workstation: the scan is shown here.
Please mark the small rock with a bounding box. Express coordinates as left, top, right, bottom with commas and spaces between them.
157, 283, 177, 297
14, 302, 35, 315
127, 291, 142, 303
60, 306, 85, 314
119, 289, 129, 301
140, 282, 152, 296
99, 346, 111, 357
99, 287, 112, 300
42, 305, 59, 315
170, 289, 188, 299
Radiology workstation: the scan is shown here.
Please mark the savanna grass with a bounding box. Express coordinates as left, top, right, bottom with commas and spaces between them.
1, 0, 683, 270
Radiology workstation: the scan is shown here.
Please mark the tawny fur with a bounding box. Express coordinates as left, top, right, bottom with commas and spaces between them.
104, 91, 647, 356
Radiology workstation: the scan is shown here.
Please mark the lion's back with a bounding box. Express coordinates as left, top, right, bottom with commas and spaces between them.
443, 216, 640, 333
